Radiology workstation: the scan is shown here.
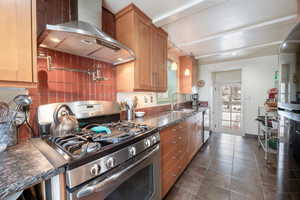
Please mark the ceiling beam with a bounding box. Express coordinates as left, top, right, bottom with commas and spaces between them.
153, 0, 227, 27
195, 41, 282, 59
178, 15, 297, 47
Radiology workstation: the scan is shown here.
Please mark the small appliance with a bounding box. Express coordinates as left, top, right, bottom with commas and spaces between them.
192, 93, 199, 108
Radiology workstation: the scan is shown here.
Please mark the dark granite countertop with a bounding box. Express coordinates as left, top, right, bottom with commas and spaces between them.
0, 139, 67, 199
133, 108, 208, 130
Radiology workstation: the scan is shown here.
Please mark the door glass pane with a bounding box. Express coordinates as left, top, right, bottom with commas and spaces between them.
222, 112, 231, 121
220, 83, 241, 131
222, 104, 230, 112
232, 113, 241, 121
222, 120, 231, 128
232, 121, 241, 129
105, 165, 154, 200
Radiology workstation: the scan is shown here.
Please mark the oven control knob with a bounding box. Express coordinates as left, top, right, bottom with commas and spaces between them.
151, 136, 157, 144
106, 157, 115, 169
144, 139, 151, 148
128, 146, 136, 157
90, 164, 101, 176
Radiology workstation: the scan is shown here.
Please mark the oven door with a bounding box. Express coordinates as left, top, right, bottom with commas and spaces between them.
68, 145, 161, 200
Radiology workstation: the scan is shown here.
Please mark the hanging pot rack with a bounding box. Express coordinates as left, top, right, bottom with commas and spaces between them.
37, 52, 108, 81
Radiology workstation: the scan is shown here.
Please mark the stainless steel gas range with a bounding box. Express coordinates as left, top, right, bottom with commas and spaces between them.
37, 101, 161, 200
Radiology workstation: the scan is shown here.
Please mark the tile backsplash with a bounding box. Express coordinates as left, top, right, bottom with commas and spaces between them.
22, 48, 117, 140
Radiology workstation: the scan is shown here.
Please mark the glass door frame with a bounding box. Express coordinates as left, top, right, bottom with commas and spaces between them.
213, 81, 243, 135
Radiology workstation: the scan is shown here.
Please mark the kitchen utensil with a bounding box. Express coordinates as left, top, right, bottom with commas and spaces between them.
135, 111, 145, 118
126, 109, 135, 120
50, 104, 79, 137
13, 95, 32, 106
0, 102, 9, 119
133, 96, 138, 109
0, 111, 17, 152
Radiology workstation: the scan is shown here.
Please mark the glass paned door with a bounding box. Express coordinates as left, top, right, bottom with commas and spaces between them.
215, 83, 242, 134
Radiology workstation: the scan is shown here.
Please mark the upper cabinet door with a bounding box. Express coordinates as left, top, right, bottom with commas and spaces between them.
135, 14, 152, 90
0, 0, 36, 86
157, 31, 168, 92
179, 56, 194, 94
115, 4, 168, 92
151, 28, 168, 92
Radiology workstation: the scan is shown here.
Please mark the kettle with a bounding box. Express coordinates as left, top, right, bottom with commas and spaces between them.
50, 104, 79, 137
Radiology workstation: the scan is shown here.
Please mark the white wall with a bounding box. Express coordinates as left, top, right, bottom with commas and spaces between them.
198, 55, 279, 135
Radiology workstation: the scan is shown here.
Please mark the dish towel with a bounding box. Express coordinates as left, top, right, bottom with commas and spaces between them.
91, 126, 112, 134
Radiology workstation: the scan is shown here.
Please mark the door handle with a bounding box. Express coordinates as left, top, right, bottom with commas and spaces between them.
76, 145, 159, 199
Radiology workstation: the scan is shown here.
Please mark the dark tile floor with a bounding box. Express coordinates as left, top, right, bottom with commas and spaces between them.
164, 133, 300, 200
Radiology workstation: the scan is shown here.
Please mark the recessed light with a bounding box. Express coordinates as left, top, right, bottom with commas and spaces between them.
50, 38, 60, 43
231, 52, 237, 56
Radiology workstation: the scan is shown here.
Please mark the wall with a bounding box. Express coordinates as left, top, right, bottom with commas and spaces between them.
198, 55, 279, 135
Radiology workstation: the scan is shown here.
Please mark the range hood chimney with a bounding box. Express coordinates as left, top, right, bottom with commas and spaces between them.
38, 0, 135, 65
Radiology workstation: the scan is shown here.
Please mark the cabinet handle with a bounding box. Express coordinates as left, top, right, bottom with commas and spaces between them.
172, 141, 177, 144
178, 125, 183, 129
178, 137, 182, 140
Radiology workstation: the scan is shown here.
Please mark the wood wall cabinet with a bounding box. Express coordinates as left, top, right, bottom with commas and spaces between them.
0, 0, 37, 88
102, 7, 116, 39
179, 56, 198, 94
160, 113, 203, 197
115, 4, 168, 92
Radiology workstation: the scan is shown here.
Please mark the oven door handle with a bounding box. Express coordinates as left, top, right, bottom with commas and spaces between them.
76, 145, 160, 199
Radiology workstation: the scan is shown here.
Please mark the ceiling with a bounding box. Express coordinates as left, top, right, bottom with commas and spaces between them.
104, 0, 298, 64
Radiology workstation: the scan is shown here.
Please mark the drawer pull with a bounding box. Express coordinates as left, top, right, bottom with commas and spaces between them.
172, 141, 177, 144
172, 156, 176, 159
179, 126, 183, 129
178, 137, 182, 140
172, 174, 177, 177
172, 129, 177, 132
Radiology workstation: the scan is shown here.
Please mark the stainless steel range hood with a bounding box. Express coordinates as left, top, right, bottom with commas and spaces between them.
38, 0, 135, 65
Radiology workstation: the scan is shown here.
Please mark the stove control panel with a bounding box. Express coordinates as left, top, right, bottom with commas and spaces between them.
128, 146, 136, 157
90, 164, 101, 176
66, 132, 160, 188
105, 157, 115, 169
144, 139, 151, 148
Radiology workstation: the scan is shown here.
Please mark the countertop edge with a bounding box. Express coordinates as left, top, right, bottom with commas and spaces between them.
1, 167, 64, 199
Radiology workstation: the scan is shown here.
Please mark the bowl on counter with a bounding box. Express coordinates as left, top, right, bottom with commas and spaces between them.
135, 111, 145, 118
